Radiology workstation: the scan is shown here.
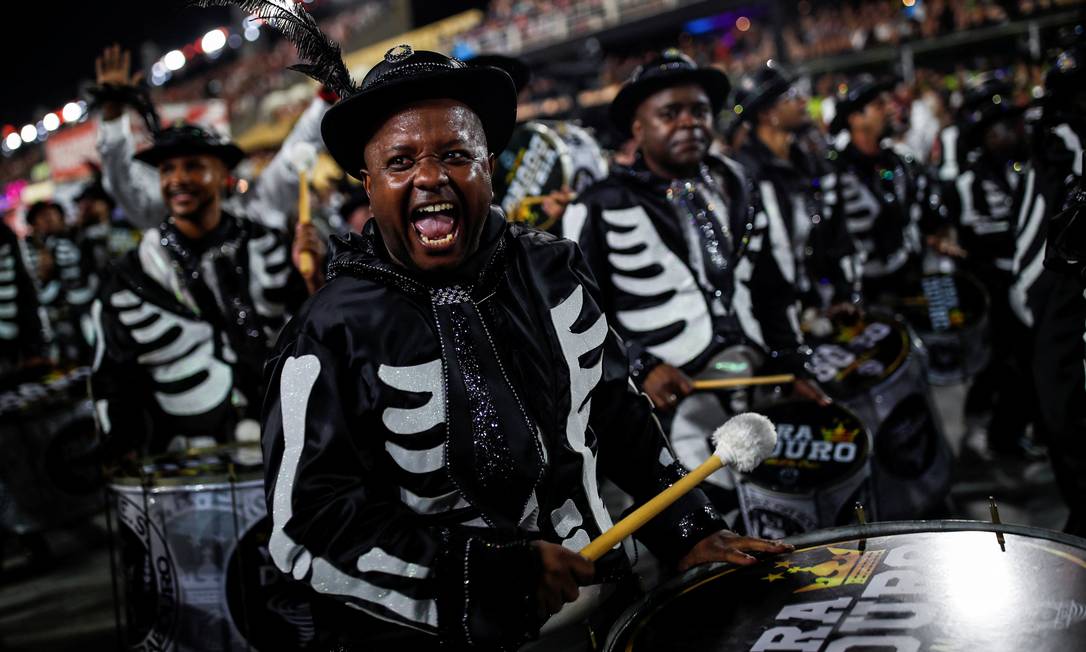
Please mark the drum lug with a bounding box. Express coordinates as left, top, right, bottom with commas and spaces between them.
989, 496, 1006, 551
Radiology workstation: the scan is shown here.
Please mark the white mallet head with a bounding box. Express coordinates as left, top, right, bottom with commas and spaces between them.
711, 412, 777, 473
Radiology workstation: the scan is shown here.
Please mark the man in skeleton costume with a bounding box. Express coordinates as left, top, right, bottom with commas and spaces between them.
564, 52, 821, 420
91, 124, 314, 455
259, 43, 789, 650
822, 75, 946, 303
92, 44, 329, 232
22, 201, 97, 362
1010, 44, 1086, 536
732, 62, 858, 313
944, 74, 1042, 459
0, 219, 47, 373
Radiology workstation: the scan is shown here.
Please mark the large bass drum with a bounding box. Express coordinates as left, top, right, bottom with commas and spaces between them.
606, 521, 1086, 651
736, 400, 875, 540
896, 270, 991, 386
492, 120, 608, 232
107, 446, 317, 651
805, 316, 952, 520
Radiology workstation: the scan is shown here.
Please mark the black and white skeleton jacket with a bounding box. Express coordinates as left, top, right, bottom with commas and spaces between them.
564, 155, 808, 383
261, 211, 725, 650
1010, 122, 1083, 328
736, 135, 858, 306
91, 211, 306, 454
0, 223, 46, 368
821, 140, 942, 287
945, 151, 1026, 274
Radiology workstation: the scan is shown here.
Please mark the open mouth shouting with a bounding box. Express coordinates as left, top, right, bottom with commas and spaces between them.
410, 201, 461, 251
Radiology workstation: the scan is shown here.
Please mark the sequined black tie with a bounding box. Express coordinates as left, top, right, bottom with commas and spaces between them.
668, 176, 736, 305
431, 285, 541, 528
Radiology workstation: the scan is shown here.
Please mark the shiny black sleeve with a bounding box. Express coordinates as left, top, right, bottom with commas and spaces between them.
564, 247, 727, 563
262, 324, 541, 650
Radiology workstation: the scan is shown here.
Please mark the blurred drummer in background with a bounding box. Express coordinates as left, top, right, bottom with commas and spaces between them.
822, 75, 955, 304
565, 50, 824, 413
944, 74, 1043, 461
89, 122, 322, 457
0, 217, 48, 374
732, 61, 859, 316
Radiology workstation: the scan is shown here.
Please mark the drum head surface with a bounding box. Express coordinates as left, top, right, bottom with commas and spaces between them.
110, 443, 264, 487
608, 522, 1086, 651
806, 317, 909, 400
747, 401, 870, 492
493, 122, 569, 229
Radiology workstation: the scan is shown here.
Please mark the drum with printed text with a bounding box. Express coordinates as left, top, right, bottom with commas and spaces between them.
108, 445, 317, 651
897, 271, 991, 385
493, 120, 608, 231
605, 521, 1086, 651
804, 317, 952, 520
737, 400, 874, 540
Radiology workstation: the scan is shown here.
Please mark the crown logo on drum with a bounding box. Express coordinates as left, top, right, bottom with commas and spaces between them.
785, 546, 885, 593
822, 421, 860, 444
385, 44, 413, 63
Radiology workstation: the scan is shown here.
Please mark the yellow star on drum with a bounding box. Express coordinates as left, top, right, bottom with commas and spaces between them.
774, 560, 793, 569
761, 572, 785, 582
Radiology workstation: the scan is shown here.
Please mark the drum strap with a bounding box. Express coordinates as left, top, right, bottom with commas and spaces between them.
667, 173, 736, 310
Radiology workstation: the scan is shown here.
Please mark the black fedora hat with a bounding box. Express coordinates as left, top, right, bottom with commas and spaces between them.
958, 74, 1024, 154
610, 50, 730, 138
829, 74, 898, 134
469, 53, 531, 95
321, 45, 517, 180
134, 123, 245, 169
732, 61, 796, 123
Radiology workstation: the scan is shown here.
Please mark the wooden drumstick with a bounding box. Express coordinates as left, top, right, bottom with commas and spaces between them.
692, 374, 796, 391
579, 413, 777, 561
298, 169, 315, 278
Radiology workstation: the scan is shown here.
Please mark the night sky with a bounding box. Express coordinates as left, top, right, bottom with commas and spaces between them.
1, 0, 487, 130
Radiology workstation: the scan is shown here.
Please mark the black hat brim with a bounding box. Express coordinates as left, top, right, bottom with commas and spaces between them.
829, 78, 898, 134
958, 105, 1026, 153
610, 68, 731, 138
133, 142, 245, 169
321, 66, 517, 180
736, 74, 796, 123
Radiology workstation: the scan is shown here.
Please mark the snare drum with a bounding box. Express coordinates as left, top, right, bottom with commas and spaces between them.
805, 316, 952, 519
606, 521, 1086, 651
108, 447, 316, 651
493, 120, 608, 232
898, 271, 991, 385
736, 401, 874, 540
0, 365, 99, 534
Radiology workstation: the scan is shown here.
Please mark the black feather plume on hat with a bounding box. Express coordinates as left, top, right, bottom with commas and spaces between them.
187, 0, 358, 98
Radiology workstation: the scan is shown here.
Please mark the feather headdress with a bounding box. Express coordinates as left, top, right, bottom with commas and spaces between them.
187, 0, 358, 98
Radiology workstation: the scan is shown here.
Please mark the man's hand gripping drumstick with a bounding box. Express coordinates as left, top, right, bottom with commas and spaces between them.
580, 413, 787, 562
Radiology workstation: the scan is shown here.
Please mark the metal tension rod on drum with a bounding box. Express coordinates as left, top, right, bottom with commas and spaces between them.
989, 496, 1006, 552
692, 374, 796, 392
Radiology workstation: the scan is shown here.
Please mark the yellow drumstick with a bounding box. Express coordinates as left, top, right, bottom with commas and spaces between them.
692, 374, 796, 391
298, 170, 314, 278
579, 413, 777, 561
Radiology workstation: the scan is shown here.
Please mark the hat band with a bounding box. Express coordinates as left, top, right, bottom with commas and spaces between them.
369, 61, 463, 88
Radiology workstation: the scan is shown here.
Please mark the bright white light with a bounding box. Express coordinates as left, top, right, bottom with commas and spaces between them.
5, 133, 21, 150
164, 49, 186, 71
202, 28, 227, 53
20, 124, 37, 143
43, 113, 60, 132
244, 26, 260, 42
62, 102, 82, 122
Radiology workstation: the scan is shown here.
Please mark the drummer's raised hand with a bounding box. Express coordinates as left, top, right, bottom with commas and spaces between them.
677, 530, 794, 572
642, 363, 694, 413
532, 541, 595, 620
95, 44, 143, 121
292, 221, 327, 295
